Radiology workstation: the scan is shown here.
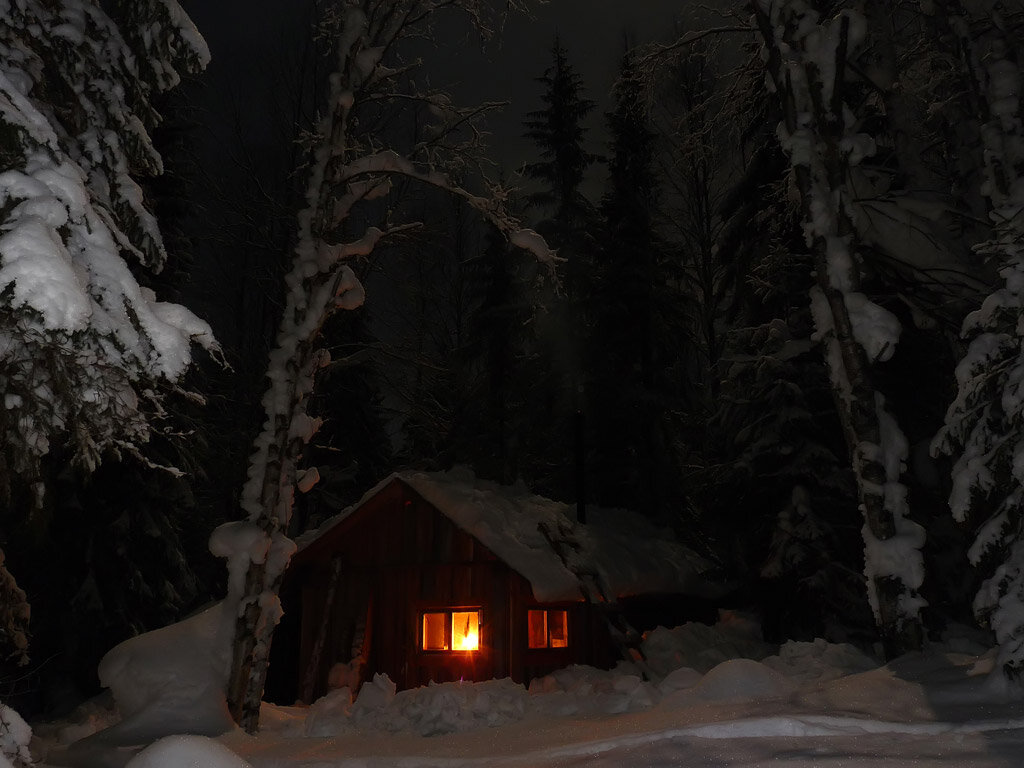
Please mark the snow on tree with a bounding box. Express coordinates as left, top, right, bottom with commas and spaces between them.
216, 0, 551, 732
0, 703, 31, 768
930, 0, 1024, 683
0, 0, 217, 656
752, 0, 925, 656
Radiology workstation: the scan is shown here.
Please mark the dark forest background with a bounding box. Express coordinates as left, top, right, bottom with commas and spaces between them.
2, 0, 1010, 716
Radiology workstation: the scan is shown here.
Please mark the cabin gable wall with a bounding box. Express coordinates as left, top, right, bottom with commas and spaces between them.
266, 479, 611, 704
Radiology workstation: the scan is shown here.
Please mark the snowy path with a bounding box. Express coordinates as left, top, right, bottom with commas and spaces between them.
221, 709, 1024, 768
34, 624, 1024, 768
217, 656, 1024, 768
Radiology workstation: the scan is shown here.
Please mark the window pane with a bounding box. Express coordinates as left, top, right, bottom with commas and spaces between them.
423, 612, 447, 650
528, 609, 547, 649
452, 611, 479, 651
548, 610, 568, 648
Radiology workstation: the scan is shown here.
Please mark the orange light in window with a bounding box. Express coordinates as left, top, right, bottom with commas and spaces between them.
422, 612, 448, 650
528, 609, 569, 649
548, 610, 568, 648
453, 611, 479, 651
528, 609, 547, 649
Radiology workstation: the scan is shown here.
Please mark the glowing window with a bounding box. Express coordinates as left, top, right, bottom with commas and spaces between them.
528, 609, 569, 649
422, 612, 448, 650
452, 611, 480, 651
421, 610, 481, 652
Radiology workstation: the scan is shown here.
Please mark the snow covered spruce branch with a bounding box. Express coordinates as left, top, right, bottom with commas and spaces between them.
215, 0, 552, 732
752, 0, 925, 656
930, 0, 1024, 685
0, 0, 220, 662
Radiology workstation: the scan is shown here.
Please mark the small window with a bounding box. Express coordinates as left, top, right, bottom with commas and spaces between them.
422, 612, 448, 650
528, 609, 569, 649
421, 609, 481, 651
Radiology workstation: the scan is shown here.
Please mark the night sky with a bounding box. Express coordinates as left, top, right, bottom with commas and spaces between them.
181, 1, 702, 185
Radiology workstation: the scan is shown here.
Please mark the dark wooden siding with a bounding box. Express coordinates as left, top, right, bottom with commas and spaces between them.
265, 478, 607, 704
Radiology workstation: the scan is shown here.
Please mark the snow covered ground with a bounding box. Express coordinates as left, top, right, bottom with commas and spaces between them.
26, 613, 1024, 768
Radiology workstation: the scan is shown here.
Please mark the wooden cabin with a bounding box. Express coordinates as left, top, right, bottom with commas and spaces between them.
265, 469, 715, 705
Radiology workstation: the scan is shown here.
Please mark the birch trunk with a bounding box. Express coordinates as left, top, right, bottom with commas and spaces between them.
752, 1, 924, 657
221, 1, 548, 732
223, 5, 370, 731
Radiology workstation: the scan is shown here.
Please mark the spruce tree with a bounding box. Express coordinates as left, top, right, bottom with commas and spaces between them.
0, 0, 216, 668
450, 225, 536, 485
589, 50, 677, 511
931, 0, 1024, 683
520, 35, 599, 500
522, 34, 599, 240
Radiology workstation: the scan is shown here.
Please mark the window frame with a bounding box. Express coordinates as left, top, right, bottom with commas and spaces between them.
527, 607, 570, 650
418, 607, 482, 653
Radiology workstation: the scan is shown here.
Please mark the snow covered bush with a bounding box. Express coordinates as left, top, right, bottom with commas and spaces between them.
0, 703, 32, 768
125, 735, 251, 768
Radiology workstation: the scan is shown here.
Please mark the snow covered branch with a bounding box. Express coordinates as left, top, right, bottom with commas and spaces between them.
0, 1, 220, 515
930, 0, 1024, 683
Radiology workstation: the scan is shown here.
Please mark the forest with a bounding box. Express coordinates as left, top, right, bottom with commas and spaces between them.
1, 0, 1023, 740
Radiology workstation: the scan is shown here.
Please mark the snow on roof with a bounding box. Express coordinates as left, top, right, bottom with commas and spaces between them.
296, 467, 718, 603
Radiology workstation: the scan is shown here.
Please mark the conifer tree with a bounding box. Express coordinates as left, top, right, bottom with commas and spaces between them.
522, 34, 599, 240
589, 50, 678, 510
931, 0, 1024, 683
0, 0, 217, 663
520, 36, 600, 500
450, 225, 537, 485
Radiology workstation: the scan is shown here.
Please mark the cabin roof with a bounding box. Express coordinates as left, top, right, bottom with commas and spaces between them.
295, 467, 718, 603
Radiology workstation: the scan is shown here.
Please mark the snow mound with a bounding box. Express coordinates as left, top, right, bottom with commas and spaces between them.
0, 703, 31, 768
303, 674, 528, 737
657, 666, 704, 694
293, 666, 664, 739
686, 658, 796, 702
92, 603, 235, 744
30, 694, 121, 748
528, 665, 657, 716
763, 638, 878, 684
125, 735, 251, 768
641, 613, 775, 677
